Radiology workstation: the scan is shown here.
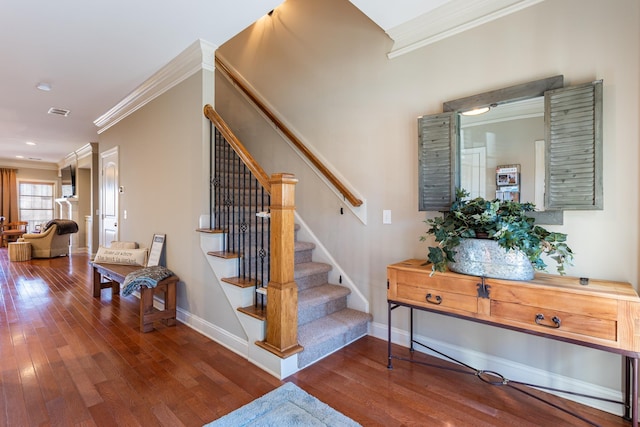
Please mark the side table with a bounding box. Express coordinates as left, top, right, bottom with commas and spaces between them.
9, 242, 31, 261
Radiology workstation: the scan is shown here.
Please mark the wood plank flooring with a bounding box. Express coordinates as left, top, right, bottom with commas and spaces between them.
0, 249, 631, 426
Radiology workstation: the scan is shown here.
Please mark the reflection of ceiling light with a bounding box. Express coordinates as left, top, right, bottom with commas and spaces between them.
26, 141, 36, 146
16, 155, 24, 159
461, 106, 490, 116
36, 82, 51, 91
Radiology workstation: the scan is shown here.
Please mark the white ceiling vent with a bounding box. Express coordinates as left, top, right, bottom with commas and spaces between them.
48, 107, 70, 117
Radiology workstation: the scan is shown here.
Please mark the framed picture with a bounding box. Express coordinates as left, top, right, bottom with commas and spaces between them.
497, 172, 518, 186
496, 165, 520, 187
147, 234, 166, 267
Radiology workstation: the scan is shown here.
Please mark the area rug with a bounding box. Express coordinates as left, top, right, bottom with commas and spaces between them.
204, 382, 361, 426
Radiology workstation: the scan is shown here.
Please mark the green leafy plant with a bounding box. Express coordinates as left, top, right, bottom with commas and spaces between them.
421, 189, 573, 275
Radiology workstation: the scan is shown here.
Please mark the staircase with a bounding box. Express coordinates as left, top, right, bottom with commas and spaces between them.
203, 118, 371, 372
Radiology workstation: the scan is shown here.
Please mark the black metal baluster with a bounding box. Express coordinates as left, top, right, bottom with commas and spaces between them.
209, 121, 213, 230
239, 159, 247, 280
214, 128, 222, 232
222, 135, 231, 252
210, 122, 272, 310
255, 176, 262, 308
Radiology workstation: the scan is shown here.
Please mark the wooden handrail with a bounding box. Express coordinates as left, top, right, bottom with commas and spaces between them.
214, 56, 363, 208
203, 104, 271, 194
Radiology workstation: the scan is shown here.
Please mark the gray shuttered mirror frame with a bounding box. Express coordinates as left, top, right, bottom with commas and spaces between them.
418, 112, 458, 211
418, 76, 603, 221
545, 80, 603, 210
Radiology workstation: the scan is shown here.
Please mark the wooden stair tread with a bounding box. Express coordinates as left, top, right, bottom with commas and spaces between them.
195, 228, 225, 234
222, 276, 261, 288
207, 250, 240, 259
238, 305, 267, 320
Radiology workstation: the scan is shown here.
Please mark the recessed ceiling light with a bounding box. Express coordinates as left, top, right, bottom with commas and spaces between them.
26, 141, 36, 146
36, 82, 52, 91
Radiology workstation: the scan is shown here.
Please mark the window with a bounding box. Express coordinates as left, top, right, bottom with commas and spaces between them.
19, 181, 55, 233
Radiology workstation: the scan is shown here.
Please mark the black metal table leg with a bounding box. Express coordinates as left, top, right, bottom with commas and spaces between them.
387, 301, 393, 369
410, 307, 414, 352
633, 357, 638, 427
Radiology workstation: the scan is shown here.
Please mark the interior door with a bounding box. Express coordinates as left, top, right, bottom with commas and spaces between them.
101, 147, 119, 246
461, 147, 486, 199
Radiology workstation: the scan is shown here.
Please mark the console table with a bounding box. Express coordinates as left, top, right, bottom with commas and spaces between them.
387, 259, 640, 426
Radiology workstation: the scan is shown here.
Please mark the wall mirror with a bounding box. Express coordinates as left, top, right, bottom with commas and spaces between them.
418, 75, 603, 225
459, 97, 544, 206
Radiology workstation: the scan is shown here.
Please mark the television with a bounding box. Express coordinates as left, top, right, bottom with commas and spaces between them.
61, 165, 76, 197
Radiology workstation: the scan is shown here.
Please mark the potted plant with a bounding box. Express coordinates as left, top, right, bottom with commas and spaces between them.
421, 189, 573, 279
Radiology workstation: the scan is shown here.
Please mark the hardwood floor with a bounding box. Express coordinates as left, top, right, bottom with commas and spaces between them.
0, 250, 631, 426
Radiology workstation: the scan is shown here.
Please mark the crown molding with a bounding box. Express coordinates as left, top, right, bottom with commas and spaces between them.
386, 0, 544, 59
58, 142, 99, 169
94, 39, 217, 133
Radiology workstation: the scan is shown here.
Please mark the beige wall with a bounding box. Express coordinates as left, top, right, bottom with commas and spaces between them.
216, 0, 639, 395
13, 166, 59, 183
2, 164, 59, 191
97, 70, 246, 337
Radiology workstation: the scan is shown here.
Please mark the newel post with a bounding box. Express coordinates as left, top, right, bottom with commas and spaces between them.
256, 173, 303, 358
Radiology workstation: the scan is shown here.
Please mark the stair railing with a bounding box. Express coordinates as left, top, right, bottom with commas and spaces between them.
214, 55, 363, 208
203, 105, 302, 358
205, 105, 271, 310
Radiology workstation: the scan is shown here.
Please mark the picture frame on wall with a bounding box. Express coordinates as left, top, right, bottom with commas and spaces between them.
496, 165, 520, 186
147, 234, 166, 267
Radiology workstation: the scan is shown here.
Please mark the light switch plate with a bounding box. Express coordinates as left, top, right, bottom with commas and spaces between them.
383, 210, 391, 224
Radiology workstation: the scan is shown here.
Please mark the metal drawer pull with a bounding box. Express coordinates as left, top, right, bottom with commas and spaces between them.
535, 313, 561, 328
425, 293, 442, 305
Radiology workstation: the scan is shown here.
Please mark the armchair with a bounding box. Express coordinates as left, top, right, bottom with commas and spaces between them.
19, 219, 78, 258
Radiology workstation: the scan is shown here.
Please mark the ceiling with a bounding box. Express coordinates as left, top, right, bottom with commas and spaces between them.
0, 0, 541, 168
0, 0, 282, 167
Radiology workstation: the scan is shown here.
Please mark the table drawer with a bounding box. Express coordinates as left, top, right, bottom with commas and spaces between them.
489, 283, 618, 321
395, 269, 479, 296
491, 300, 617, 341
396, 283, 478, 314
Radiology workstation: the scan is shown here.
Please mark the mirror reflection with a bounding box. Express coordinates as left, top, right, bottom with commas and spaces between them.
459, 97, 546, 209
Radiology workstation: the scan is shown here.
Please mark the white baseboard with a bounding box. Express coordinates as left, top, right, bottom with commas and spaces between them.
369, 320, 624, 416
176, 306, 249, 358
142, 291, 250, 359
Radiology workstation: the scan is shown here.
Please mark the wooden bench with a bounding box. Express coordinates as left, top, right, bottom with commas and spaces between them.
91, 262, 178, 332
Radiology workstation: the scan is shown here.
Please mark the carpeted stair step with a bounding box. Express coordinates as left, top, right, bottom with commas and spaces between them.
297, 308, 372, 368
294, 262, 332, 291
294, 241, 315, 264
297, 284, 350, 326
